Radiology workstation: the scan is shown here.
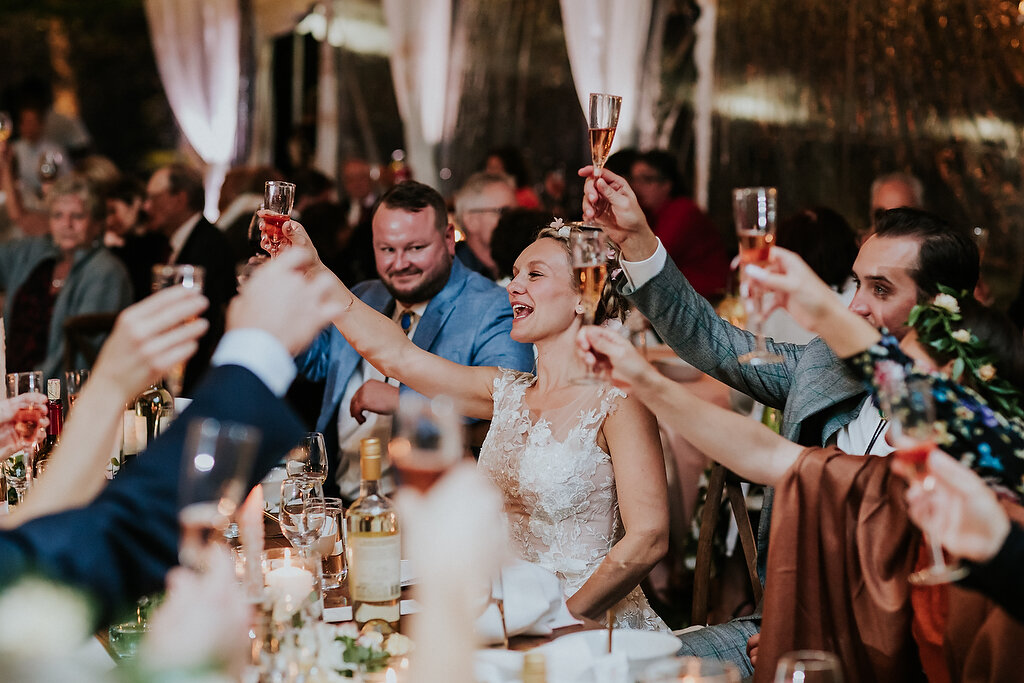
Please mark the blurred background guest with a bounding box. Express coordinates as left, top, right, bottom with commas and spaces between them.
104, 174, 169, 303
867, 171, 924, 238
629, 149, 729, 301
485, 145, 540, 208
0, 176, 131, 378
454, 171, 517, 279
143, 162, 235, 395
489, 208, 549, 287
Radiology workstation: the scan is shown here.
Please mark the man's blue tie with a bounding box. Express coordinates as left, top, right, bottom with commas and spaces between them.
400, 310, 414, 335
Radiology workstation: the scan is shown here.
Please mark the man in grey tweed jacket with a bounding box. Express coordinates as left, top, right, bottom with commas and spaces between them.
582, 168, 979, 676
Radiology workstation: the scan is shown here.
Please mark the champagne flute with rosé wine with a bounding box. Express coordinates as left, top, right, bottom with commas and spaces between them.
732, 187, 784, 366
588, 93, 621, 177
876, 363, 969, 585
260, 180, 295, 252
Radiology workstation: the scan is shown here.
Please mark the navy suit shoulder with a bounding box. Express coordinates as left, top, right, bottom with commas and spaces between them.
1, 364, 305, 619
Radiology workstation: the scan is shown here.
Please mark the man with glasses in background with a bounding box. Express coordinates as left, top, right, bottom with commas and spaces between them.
453, 172, 518, 280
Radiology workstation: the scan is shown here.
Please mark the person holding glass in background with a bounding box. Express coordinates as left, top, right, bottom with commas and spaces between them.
0, 176, 132, 379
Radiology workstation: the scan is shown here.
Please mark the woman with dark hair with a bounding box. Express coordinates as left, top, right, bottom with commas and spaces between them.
0, 177, 132, 377
629, 150, 729, 300
485, 146, 541, 209
765, 207, 859, 343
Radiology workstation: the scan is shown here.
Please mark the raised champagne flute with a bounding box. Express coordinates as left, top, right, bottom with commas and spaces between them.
875, 363, 969, 585
151, 264, 205, 397
570, 224, 611, 383
178, 418, 260, 571
390, 394, 462, 493
279, 475, 327, 559
589, 93, 622, 177
4, 371, 46, 505
260, 180, 295, 252
732, 187, 784, 365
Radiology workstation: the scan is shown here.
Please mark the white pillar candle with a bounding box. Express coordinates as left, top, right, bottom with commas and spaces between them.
266, 563, 314, 606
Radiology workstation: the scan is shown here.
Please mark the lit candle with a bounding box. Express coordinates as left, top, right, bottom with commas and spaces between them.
266, 558, 314, 606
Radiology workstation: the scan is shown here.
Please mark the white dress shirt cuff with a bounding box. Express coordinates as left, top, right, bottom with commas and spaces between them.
619, 239, 667, 292
211, 329, 296, 398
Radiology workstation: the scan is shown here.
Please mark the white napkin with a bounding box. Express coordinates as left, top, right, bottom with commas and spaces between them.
475, 561, 582, 644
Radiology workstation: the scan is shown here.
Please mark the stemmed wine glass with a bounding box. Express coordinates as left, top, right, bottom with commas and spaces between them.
284, 432, 329, 484
774, 650, 844, 683
279, 475, 327, 559
390, 394, 463, 493
733, 187, 783, 365
152, 264, 205, 397
3, 371, 46, 505
259, 180, 295, 253
178, 418, 260, 571
570, 225, 611, 383
875, 363, 969, 585
589, 93, 622, 177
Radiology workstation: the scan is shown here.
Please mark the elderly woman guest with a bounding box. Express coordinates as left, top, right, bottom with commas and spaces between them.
0, 176, 132, 378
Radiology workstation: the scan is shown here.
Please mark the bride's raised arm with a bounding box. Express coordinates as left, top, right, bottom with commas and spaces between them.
566, 393, 669, 621
578, 326, 804, 487
269, 220, 500, 419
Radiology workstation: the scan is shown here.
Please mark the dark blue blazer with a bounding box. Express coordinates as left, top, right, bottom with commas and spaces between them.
296, 258, 534, 458
0, 364, 305, 619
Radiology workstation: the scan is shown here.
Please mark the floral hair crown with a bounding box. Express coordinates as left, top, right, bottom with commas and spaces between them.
549, 217, 571, 239
907, 285, 1024, 419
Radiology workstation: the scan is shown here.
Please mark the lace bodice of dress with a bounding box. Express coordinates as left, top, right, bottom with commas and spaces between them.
478, 369, 667, 630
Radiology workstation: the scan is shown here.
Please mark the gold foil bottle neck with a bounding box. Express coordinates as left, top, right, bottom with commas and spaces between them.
360, 437, 383, 480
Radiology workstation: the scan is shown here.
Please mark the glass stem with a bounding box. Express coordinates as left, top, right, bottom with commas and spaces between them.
926, 532, 949, 571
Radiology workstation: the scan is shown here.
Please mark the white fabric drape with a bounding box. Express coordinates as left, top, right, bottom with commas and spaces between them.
559, 0, 653, 150
381, 0, 453, 184
692, 0, 718, 209
145, 0, 241, 221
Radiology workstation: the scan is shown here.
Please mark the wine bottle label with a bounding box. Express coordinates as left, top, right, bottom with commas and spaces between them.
347, 533, 401, 601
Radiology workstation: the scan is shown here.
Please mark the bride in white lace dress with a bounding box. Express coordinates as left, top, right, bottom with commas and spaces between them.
273, 219, 669, 629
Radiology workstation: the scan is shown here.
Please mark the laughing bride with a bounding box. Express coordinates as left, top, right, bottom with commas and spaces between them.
271, 214, 669, 630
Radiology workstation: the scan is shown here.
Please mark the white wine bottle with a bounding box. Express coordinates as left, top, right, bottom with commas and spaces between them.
346, 437, 401, 632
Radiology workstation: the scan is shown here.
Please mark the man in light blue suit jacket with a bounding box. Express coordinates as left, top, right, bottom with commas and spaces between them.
296, 181, 534, 501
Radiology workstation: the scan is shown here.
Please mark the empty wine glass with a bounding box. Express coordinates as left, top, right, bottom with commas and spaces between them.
589, 93, 622, 177
178, 418, 260, 571
259, 180, 295, 252
774, 650, 844, 683
152, 264, 205, 397
875, 363, 969, 585
733, 187, 783, 366
279, 475, 326, 558
64, 369, 89, 413
284, 432, 329, 484
569, 225, 611, 383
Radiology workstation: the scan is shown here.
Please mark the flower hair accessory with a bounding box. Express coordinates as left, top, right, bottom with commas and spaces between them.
549, 217, 571, 239
907, 284, 1023, 419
